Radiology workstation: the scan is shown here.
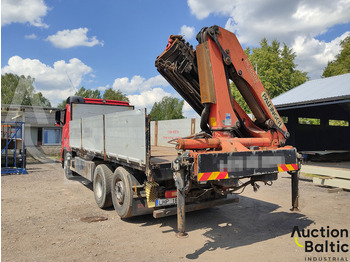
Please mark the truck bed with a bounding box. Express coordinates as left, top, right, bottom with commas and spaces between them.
69, 109, 179, 170
150, 146, 177, 165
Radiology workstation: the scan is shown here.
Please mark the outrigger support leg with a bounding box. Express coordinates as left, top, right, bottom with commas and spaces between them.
174, 170, 188, 238
173, 157, 188, 238
290, 170, 299, 211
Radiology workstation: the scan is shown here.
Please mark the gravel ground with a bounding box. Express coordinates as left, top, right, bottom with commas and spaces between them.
1, 162, 349, 262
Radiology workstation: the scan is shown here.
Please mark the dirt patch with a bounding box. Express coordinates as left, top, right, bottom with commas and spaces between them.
80, 216, 108, 223
2, 162, 350, 261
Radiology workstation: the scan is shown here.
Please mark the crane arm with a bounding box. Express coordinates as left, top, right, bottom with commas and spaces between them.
156, 25, 289, 147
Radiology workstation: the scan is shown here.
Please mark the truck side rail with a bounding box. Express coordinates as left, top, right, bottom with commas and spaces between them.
69, 109, 150, 172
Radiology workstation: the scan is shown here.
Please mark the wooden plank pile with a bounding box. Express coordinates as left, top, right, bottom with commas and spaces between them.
301, 165, 350, 190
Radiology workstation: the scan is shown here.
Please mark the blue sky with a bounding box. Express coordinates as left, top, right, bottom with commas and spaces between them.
2, 0, 350, 116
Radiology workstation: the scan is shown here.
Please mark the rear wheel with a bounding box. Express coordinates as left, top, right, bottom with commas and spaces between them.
111, 167, 134, 218
93, 164, 114, 208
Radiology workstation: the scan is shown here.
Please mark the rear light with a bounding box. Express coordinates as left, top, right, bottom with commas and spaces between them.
165, 190, 177, 198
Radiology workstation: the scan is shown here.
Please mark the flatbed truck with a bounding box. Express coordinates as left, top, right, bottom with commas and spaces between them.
56, 25, 300, 236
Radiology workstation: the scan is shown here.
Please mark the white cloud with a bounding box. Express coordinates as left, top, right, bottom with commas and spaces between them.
187, 0, 350, 79
1, 56, 93, 106
292, 31, 350, 79
97, 84, 110, 92
25, 34, 38, 40
112, 74, 197, 116
2, 0, 49, 28
180, 25, 195, 40
127, 88, 171, 110
187, 0, 233, 19
183, 101, 197, 118
40, 88, 75, 107
223, 0, 350, 45
46, 28, 103, 48
112, 75, 168, 94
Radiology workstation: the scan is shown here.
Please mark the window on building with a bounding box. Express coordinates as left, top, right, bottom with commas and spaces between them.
1, 124, 22, 139
281, 116, 288, 124
298, 117, 320, 125
329, 120, 349, 127
43, 128, 61, 145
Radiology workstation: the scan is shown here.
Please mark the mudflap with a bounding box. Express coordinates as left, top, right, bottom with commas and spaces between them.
131, 198, 153, 217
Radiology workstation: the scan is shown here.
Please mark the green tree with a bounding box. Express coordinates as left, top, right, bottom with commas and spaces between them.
75, 86, 101, 99
231, 86, 250, 112
1, 73, 34, 105
150, 96, 184, 121
322, 36, 350, 77
56, 86, 103, 108
103, 88, 129, 102
57, 100, 67, 109
1, 73, 52, 107
232, 39, 308, 112
32, 92, 52, 107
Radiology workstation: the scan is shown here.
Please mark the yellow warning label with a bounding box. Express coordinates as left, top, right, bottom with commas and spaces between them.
210, 117, 217, 127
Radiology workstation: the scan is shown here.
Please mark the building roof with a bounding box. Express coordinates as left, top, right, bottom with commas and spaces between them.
1, 104, 58, 127
272, 73, 350, 108
1, 104, 59, 111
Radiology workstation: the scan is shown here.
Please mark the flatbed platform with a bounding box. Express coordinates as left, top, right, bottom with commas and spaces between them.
150, 146, 178, 165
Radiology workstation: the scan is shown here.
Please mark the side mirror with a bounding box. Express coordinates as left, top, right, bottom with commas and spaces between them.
55, 110, 62, 126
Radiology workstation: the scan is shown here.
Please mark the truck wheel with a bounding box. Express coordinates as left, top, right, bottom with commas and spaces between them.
93, 164, 113, 208
64, 152, 75, 180
111, 167, 134, 218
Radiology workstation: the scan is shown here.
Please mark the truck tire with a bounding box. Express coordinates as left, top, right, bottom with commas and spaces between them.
64, 152, 76, 180
93, 164, 113, 208
111, 167, 134, 218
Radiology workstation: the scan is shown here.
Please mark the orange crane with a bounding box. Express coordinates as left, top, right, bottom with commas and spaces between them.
156, 25, 300, 237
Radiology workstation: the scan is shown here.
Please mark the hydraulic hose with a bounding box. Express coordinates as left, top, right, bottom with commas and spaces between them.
200, 103, 211, 133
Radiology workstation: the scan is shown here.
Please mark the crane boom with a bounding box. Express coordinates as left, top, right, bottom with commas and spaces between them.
156, 25, 289, 146
155, 25, 300, 236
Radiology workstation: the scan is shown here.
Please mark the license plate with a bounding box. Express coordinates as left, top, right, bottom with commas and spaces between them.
155, 198, 177, 207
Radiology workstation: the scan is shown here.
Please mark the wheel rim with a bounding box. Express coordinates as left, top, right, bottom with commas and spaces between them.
95, 174, 103, 199
115, 179, 125, 205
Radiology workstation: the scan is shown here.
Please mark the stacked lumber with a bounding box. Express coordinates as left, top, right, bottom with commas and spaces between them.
301, 165, 350, 190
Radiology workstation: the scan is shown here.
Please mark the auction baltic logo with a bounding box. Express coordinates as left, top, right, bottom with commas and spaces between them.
291, 226, 349, 261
